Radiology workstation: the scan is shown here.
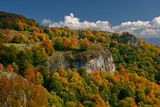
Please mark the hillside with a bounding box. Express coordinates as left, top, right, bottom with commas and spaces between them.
0, 71, 63, 107
1, 12, 160, 106
0, 11, 40, 31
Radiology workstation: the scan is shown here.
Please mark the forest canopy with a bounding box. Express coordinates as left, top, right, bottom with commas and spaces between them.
0, 11, 160, 107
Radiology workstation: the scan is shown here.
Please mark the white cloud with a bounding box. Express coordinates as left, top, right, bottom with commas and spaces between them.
112, 16, 160, 38
112, 21, 151, 35
153, 16, 160, 25
42, 13, 160, 38
42, 19, 53, 25
140, 29, 159, 37
49, 13, 113, 32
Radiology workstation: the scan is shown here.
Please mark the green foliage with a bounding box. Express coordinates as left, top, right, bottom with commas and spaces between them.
54, 37, 63, 50
12, 33, 29, 43
80, 38, 91, 50
119, 87, 133, 99
32, 44, 48, 65
54, 36, 78, 50
41, 40, 54, 55
118, 100, 130, 107
35, 72, 44, 84
0, 11, 40, 31
1, 12, 160, 106
0, 44, 18, 65
135, 88, 146, 103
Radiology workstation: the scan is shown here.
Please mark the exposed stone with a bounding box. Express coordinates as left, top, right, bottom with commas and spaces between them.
74, 54, 115, 73
45, 54, 70, 71
126, 36, 140, 46
0, 72, 27, 107
119, 32, 141, 46
45, 47, 115, 73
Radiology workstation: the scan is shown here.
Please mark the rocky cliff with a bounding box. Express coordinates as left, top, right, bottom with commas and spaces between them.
126, 36, 141, 46
45, 47, 115, 73
119, 32, 141, 46
0, 71, 49, 107
0, 72, 27, 107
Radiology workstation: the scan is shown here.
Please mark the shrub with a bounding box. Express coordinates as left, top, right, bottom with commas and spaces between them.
80, 38, 91, 50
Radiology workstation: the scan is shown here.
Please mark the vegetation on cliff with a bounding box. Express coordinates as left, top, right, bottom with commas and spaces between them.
0, 12, 160, 106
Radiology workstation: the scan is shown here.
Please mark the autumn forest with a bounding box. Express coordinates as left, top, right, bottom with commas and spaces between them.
1, 11, 160, 107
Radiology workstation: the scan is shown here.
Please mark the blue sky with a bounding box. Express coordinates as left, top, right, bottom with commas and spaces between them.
1, 0, 160, 38
0, 0, 160, 25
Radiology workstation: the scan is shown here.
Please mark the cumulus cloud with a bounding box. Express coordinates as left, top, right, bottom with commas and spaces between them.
140, 29, 158, 36
153, 16, 160, 25
113, 17, 160, 38
112, 21, 150, 33
42, 19, 53, 25
41, 13, 160, 38
49, 13, 113, 32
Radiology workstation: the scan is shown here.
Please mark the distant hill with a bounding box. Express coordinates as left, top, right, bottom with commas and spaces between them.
0, 11, 40, 31
142, 38, 160, 46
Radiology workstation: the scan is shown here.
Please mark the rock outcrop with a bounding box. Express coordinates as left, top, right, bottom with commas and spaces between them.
45, 47, 115, 73
126, 36, 141, 46
119, 32, 141, 46
0, 71, 48, 107
0, 72, 27, 107
45, 54, 71, 71
74, 54, 115, 73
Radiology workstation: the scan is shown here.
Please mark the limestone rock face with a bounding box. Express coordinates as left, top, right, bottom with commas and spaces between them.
119, 32, 141, 46
45, 54, 70, 72
45, 47, 115, 73
126, 36, 140, 46
74, 54, 115, 73
0, 72, 27, 107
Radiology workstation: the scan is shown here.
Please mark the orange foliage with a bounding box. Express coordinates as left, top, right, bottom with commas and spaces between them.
58, 68, 67, 77
119, 67, 126, 76
0, 63, 3, 70
30, 38, 35, 43
30, 27, 40, 33
33, 31, 49, 41
90, 94, 106, 106
63, 37, 72, 49
69, 37, 78, 49
130, 103, 138, 107
12, 33, 29, 43
147, 90, 155, 98
41, 40, 54, 55
7, 65, 14, 73
60, 77, 68, 84
114, 75, 120, 82
80, 38, 91, 50
90, 71, 102, 81
0, 74, 48, 106
89, 81, 94, 85
62, 37, 78, 50
24, 68, 35, 82
17, 20, 24, 31
33, 35, 40, 42
65, 101, 77, 107
113, 32, 120, 37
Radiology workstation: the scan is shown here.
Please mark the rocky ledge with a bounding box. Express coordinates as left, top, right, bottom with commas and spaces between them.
45, 47, 115, 73
119, 32, 141, 46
